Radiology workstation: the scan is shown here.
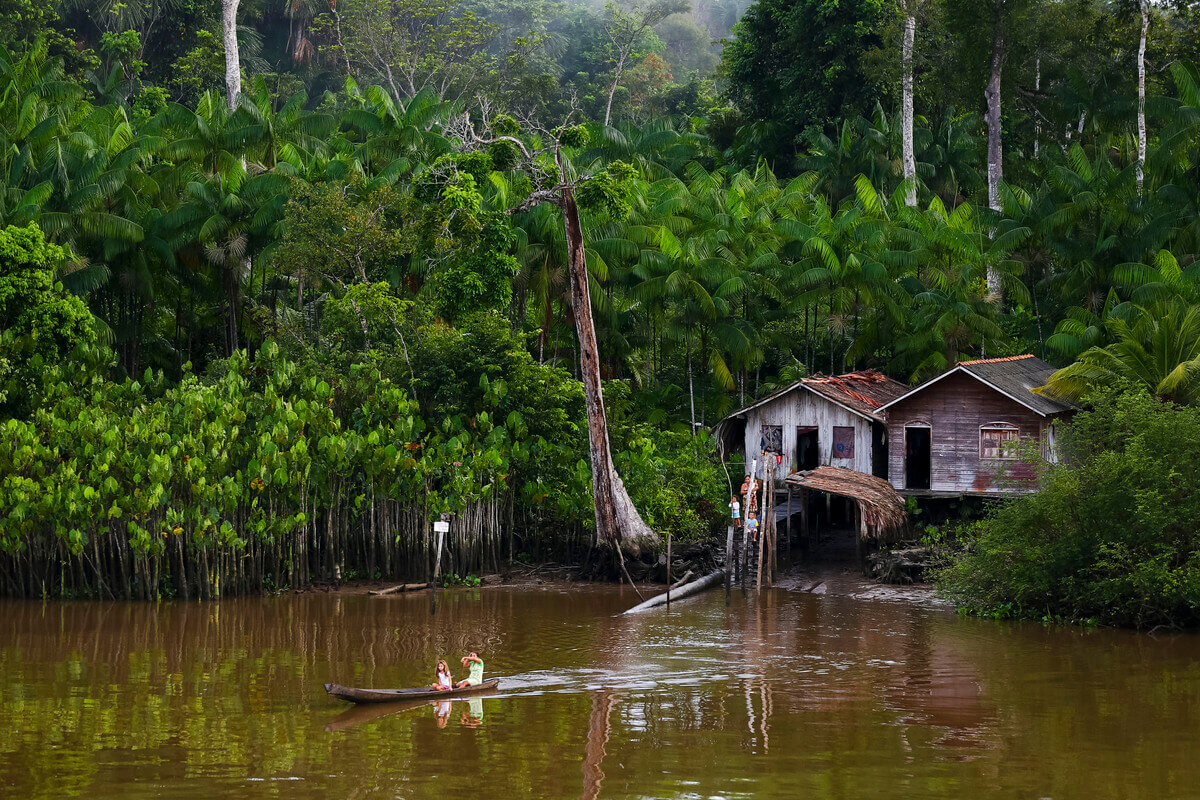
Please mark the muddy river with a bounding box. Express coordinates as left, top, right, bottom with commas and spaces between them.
1, 576, 1198, 799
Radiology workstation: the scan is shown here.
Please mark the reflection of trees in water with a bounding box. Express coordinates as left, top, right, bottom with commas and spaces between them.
579, 689, 616, 800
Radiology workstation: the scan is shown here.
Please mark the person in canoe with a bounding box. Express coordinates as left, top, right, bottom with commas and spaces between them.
430, 659, 453, 691
455, 652, 484, 688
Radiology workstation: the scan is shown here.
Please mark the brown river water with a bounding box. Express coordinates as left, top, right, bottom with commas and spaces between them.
2, 579, 1199, 799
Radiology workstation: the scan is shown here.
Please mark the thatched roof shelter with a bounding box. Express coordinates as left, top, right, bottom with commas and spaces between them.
785, 466, 908, 542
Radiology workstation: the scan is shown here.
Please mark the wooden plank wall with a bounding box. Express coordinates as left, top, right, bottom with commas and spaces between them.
885, 372, 1046, 494
742, 388, 874, 476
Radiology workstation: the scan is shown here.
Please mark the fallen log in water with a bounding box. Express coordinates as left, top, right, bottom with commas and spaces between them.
368, 582, 429, 596
670, 570, 694, 590
622, 570, 725, 614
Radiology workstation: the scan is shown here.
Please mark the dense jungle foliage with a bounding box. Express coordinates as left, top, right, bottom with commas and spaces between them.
0, 0, 1199, 603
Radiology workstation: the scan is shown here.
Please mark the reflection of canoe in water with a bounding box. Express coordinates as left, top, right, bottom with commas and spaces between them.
325, 698, 435, 732
324, 678, 500, 704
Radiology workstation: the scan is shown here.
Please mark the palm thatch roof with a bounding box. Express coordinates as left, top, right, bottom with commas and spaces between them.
785, 466, 909, 542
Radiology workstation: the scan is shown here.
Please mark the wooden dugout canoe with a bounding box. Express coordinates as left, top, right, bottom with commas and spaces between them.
324, 678, 500, 704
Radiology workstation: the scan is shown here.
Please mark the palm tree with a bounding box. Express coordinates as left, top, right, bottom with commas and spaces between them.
164, 168, 288, 356
237, 77, 334, 171
1041, 301, 1200, 403
886, 198, 1028, 377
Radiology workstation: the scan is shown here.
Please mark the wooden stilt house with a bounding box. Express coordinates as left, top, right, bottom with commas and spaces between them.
873, 355, 1074, 496
714, 371, 911, 478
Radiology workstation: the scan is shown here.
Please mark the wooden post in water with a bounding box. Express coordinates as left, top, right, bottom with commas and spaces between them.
769, 463, 778, 584
666, 528, 672, 609
756, 465, 768, 590
784, 484, 791, 558
725, 523, 734, 605
430, 515, 448, 616
764, 466, 772, 588
769, 488, 777, 585
857, 502, 870, 572
740, 458, 756, 594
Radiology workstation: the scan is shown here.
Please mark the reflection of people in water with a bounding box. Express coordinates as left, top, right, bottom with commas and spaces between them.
460, 697, 484, 728
435, 700, 451, 729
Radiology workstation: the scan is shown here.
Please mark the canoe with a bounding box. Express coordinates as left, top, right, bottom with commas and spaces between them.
324, 678, 500, 704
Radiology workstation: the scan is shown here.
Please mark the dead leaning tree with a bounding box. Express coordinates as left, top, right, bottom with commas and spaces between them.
453, 103, 661, 562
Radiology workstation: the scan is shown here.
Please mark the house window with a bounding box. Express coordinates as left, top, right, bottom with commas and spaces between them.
832, 426, 855, 459
980, 423, 1020, 460
760, 425, 783, 454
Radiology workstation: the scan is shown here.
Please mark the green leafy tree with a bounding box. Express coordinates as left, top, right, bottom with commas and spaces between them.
323, 0, 501, 103
720, 0, 888, 165
0, 224, 96, 410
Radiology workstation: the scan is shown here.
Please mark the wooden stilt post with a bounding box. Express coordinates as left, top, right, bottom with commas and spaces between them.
430, 515, 448, 616
770, 464, 779, 583
857, 502, 869, 573
741, 458, 756, 594
772, 483, 778, 581
725, 523, 734, 605
799, 488, 808, 555
783, 484, 791, 558
666, 528, 672, 609
756, 465, 768, 590
740, 514, 750, 594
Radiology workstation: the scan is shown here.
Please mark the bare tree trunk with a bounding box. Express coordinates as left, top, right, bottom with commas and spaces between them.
984, 0, 1006, 297
561, 187, 659, 555
222, 0, 242, 110
603, 50, 629, 127
225, 262, 240, 355
687, 334, 696, 434
901, 5, 918, 207
1033, 56, 1041, 158
333, 2, 353, 77
1136, 0, 1149, 193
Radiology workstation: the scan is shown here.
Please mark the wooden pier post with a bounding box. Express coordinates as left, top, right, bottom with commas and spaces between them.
666, 529, 672, 608
783, 485, 791, 558
725, 524, 734, 605
430, 516, 448, 616
756, 466, 768, 589
740, 458, 756, 593
799, 488, 808, 553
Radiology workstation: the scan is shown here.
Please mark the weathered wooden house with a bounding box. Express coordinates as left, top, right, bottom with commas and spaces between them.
874, 355, 1073, 495
714, 371, 911, 478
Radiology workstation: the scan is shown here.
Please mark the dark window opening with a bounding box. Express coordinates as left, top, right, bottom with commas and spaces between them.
905, 426, 931, 490
761, 424, 783, 454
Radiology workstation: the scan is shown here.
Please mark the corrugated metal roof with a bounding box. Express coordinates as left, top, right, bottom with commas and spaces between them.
959, 355, 1073, 416
715, 370, 910, 426
875, 354, 1073, 417
801, 371, 911, 417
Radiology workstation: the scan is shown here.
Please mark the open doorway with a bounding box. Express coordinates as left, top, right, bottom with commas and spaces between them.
904, 426, 931, 490
795, 426, 818, 471
871, 423, 888, 479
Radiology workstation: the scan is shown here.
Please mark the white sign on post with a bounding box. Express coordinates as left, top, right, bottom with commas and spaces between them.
433, 521, 450, 533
